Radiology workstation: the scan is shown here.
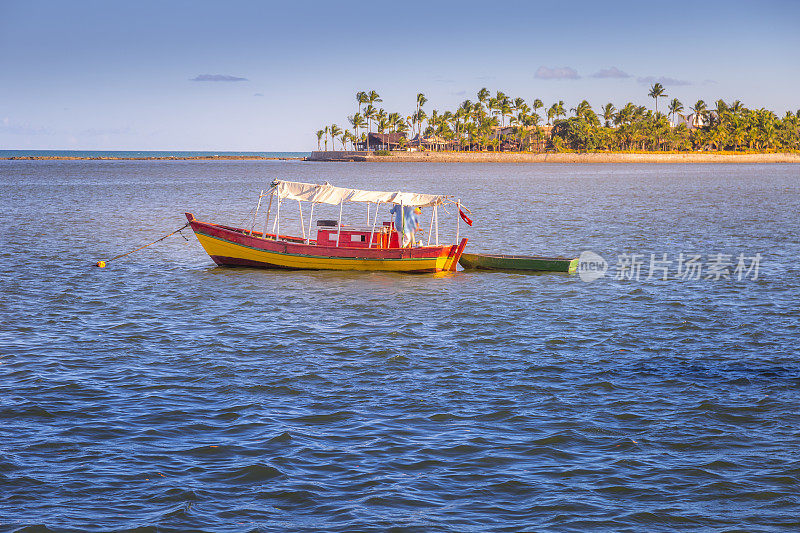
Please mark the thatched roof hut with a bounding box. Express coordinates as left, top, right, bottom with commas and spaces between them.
357, 132, 407, 150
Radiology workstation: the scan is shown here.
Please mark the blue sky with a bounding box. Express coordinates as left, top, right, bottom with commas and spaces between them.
1, 0, 798, 151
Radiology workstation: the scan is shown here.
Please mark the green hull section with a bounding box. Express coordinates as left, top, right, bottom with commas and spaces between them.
459, 253, 578, 273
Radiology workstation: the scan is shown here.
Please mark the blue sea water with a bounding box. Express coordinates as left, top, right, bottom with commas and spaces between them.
1, 160, 799, 531
0, 150, 309, 158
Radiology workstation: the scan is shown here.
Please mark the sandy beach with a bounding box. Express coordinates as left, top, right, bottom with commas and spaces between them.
2, 155, 303, 161
307, 150, 800, 163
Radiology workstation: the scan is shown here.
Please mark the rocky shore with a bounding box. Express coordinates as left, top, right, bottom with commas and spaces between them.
307, 150, 800, 163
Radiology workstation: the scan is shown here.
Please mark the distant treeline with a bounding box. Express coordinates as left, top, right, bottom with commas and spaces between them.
315, 85, 800, 153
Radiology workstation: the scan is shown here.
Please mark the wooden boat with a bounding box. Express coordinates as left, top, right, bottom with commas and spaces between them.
187, 180, 468, 273
459, 252, 578, 273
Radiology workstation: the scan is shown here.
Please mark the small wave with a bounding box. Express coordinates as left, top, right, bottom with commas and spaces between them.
0, 404, 55, 419
224, 463, 283, 483
290, 411, 354, 424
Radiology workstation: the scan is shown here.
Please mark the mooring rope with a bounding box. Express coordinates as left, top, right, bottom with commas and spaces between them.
96, 222, 191, 267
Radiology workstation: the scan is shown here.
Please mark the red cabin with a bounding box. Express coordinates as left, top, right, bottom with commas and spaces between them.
316, 222, 400, 248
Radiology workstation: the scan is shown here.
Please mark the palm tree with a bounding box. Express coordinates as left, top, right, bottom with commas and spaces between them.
376, 115, 390, 150
348, 113, 366, 149
548, 101, 566, 124
375, 108, 389, 149
427, 109, 440, 137
532, 98, 543, 117
456, 100, 472, 150
602, 103, 616, 127
585, 109, 600, 127
485, 115, 499, 147
525, 112, 542, 152
329, 124, 342, 150
341, 130, 350, 150
362, 90, 382, 150
499, 99, 513, 129
648, 82, 668, 114
731, 114, 746, 151
487, 97, 498, 123
394, 115, 408, 146
571, 100, 592, 120
316, 129, 325, 150
367, 90, 382, 107
415, 93, 427, 134
614, 103, 633, 126
413, 109, 427, 141
690, 100, 707, 127
356, 91, 368, 116
556, 101, 566, 120
714, 99, 729, 118
477, 87, 490, 110
323, 125, 330, 150
413, 93, 427, 139
495, 92, 508, 128
668, 98, 684, 125
363, 104, 377, 150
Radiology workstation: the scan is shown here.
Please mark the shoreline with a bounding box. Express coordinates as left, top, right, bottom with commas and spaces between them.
1, 155, 304, 161
307, 150, 800, 163
5, 152, 799, 163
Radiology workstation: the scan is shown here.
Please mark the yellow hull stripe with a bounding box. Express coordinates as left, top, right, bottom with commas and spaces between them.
196, 233, 451, 272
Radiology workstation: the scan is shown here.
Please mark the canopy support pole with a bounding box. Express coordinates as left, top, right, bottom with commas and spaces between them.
427, 204, 434, 246
369, 201, 380, 248
298, 200, 306, 240
306, 202, 315, 244
435, 204, 439, 245
336, 200, 343, 247
400, 200, 405, 248
273, 198, 281, 239
456, 198, 461, 244
264, 189, 274, 239
251, 189, 264, 236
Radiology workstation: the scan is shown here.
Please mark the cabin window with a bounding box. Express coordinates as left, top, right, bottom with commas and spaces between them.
351, 235, 365, 242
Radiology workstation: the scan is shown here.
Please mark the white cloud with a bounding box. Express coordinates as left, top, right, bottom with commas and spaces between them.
535, 66, 580, 80
191, 74, 248, 82
591, 67, 630, 79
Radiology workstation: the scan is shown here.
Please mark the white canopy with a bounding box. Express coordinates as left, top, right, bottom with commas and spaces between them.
269, 180, 446, 207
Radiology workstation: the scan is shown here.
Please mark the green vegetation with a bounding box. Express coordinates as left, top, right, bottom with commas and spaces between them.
316, 87, 800, 153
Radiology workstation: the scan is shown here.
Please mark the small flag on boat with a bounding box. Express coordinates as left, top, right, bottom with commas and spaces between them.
459, 207, 473, 226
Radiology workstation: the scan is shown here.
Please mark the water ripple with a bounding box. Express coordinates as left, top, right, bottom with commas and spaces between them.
1, 161, 799, 531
